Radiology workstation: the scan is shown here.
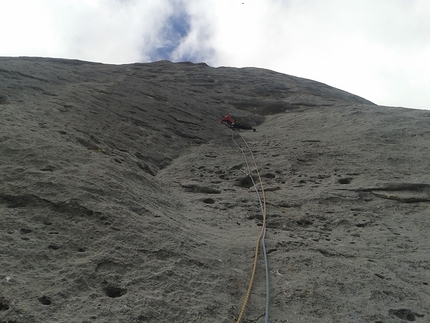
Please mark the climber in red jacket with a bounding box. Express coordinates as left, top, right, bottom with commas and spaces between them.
221, 115, 256, 132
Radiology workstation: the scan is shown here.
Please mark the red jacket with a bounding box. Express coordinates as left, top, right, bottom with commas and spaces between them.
221, 115, 235, 125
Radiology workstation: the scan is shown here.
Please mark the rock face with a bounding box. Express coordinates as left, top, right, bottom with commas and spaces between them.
0, 57, 429, 323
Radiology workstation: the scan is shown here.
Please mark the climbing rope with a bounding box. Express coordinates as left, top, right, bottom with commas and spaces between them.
229, 128, 269, 323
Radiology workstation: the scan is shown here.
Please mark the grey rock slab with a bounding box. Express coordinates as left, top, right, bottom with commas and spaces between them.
0, 57, 429, 323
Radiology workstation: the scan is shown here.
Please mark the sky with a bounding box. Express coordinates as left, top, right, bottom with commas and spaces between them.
1, 0, 429, 110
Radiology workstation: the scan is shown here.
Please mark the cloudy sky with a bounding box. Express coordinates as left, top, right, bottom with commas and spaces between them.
1, 0, 429, 110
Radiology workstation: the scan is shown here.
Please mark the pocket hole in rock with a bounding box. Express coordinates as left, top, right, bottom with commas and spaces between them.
264, 173, 276, 178
0, 299, 10, 311
338, 178, 352, 184
104, 286, 127, 298
39, 296, 52, 305
237, 176, 254, 188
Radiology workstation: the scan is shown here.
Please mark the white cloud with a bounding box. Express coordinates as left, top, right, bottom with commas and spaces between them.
169, 1, 216, 62
0, 0, 175, 63
181, 0, 430, 109
46, 0, 175, 63
0, 1, 56, 55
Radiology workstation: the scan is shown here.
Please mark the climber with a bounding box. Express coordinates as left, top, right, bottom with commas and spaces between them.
221, 115, 256, 132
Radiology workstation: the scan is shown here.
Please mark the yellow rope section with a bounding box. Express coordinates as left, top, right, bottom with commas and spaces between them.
234, 131, 267, 323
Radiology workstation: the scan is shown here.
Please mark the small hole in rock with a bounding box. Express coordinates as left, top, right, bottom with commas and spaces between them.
389, 308, 418, 321
0, 95, 8, 105
39, 296, 52, 305
203, 198, 215, 204
264, 173, 276, 178
237, 176, 254, 188
20, 228, 32, 234
254, 213, 264, 221
296, 218, 313, 226
338, 178, 352, 184
104, 286, 127, 298
0, 300, 10, 311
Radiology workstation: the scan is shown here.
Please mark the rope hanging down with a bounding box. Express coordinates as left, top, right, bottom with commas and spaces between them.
229, 128, 270, 323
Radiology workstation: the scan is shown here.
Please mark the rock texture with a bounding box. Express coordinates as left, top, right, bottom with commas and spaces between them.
0, 57, 429, 323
